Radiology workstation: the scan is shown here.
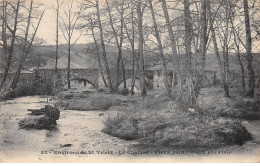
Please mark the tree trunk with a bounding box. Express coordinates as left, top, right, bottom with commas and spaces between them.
137, 0, 147, 97
55, 0, 59, 74
53, 0, 59, 94
0, 0, 7, 90
208, 7, 228, 97
183, 0, 194, 104
149, 0, 171, 98
0, 0, 20, 90
193, 0, 208, 101
236, 50, 246, 92
125, 0, 137, 95
11, 11, 44, 89
229, 9, 246, 94
243, 0, 255, 97
90, 19, 108, 88
96, 0, 114, 92
160, 0, 183, 100
67, 41, 71, 89
105, 0, 126, 89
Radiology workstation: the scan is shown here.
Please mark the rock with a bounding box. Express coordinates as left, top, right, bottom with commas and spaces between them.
19, 115, 57, 129
99, 113, 104, 116
28, 105, 60, 120
188, 108, 196, 113
60, 144, 72, 147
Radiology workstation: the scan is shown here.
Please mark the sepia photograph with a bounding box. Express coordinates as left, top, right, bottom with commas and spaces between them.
0, 0, 260, 163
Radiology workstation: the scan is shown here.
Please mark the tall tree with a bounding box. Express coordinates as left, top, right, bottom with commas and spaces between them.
137, 0, 147, 97
148, 0, 171, 97
160, 0, 183, 100
95, 0, 114, 92
230, 13, 246, 93
59, 0, 82, 89
55, 0, 60, 74
243, 0, 255, 97
0, 0, 21, 90
105, 0, 127, 90
123, 0, 138, 95
88, 16, 108, 88
207, 0, 230, 97
193, 0, 208, 101
10, 1, 45, 89
183, 0, 194, 104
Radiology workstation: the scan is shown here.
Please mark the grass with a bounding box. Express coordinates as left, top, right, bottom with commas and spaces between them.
56, 90, 127, 111
102, 103, 253, 148
102, 87, 255, 148
198, 88, 260, 120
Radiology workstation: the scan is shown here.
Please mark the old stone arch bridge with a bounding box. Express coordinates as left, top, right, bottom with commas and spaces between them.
32, 68, 218, 92
34, 68, 155, 90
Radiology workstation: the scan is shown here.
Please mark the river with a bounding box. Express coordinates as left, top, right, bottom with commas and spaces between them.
0, 96, 259, 162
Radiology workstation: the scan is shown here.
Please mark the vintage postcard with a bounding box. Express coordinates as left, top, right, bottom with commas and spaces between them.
0, 0, 260, 163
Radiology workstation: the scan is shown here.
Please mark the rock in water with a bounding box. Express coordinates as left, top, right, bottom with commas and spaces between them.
44, 105, 60, 120
20, 105, 60, 129
19, 115, 57, 129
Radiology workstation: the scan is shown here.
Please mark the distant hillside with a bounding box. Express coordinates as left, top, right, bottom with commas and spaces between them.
0, 43, 259, 76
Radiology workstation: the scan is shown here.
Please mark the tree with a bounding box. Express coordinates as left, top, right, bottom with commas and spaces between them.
208, 0, 230, 98
148, 0, 171, 98
137, 0, 147, 97
243, 0, 255, 97
123, 0, 138, 95
59, 0, 83, 89
105, 0, 127, 90
193, 0, 208, 101
160, 0, 183, 100
229, 6, 246, 94
88, 15, 108, 88
0, 0, 21, 90
183, 0, 194, 104
10, 0, 45, 89
55, 0, 60, 74
95, 0, 114, 92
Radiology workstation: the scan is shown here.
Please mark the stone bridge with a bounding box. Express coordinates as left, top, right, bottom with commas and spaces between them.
33, 68, 156, 90
1, 68, 222, 95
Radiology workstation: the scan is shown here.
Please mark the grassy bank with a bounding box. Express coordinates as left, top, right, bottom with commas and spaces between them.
102, 87, 258, 148
55, 89, 136, 111
198, 88, 260, 120
54, 87, 257, 148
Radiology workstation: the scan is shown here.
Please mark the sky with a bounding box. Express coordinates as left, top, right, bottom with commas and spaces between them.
33, 0, 260, 53
36, 0, 88, 45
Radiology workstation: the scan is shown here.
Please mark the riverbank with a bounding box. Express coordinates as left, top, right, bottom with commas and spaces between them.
0, 95, 260, 162
55, 87, 259, 149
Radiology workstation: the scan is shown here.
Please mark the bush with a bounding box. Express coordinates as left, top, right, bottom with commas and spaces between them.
102, 112, 140, 140
118, 88, 130, 96
2, 85, 34, 100
102, 106, 253, 148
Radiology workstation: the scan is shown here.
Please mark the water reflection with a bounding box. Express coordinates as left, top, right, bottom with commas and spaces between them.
45, 127, 60, 138
0, 96, 137, 159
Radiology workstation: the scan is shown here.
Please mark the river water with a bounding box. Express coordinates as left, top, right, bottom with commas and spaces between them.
0, 96, 260, 162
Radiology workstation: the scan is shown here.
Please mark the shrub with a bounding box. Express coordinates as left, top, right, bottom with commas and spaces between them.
102, 107, 253, 148
102, 112, 140, 140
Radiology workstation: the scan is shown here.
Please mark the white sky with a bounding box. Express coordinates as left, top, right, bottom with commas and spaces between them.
33, 0, 260, 53
36, 0, 88, 45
